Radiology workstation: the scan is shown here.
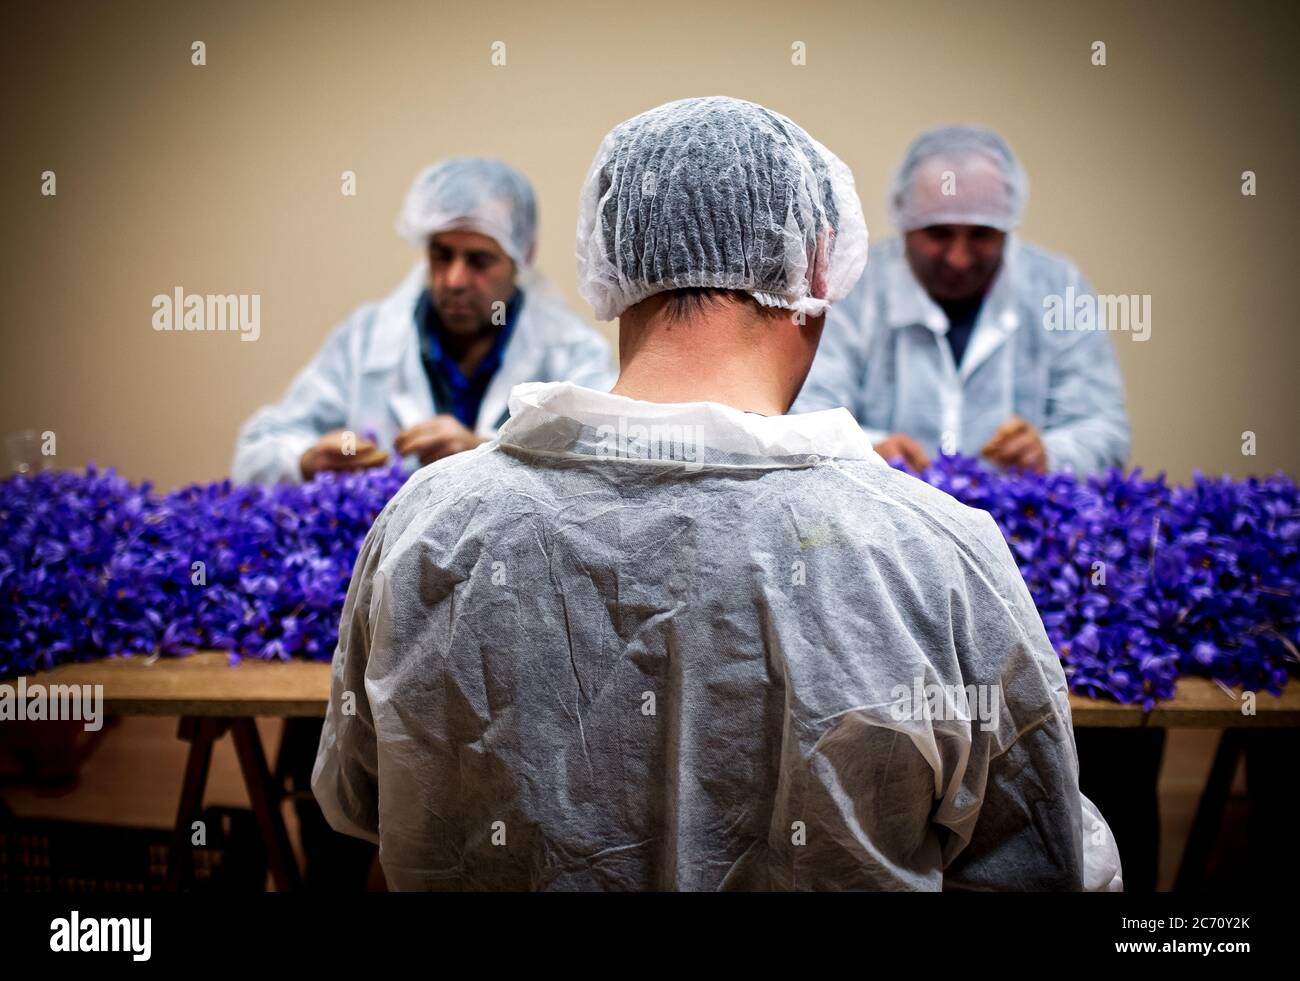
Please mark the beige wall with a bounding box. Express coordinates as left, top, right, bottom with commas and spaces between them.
2, 0, 1296, 488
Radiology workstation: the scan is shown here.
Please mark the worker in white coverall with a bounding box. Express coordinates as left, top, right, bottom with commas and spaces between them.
313, 98, 1123, 891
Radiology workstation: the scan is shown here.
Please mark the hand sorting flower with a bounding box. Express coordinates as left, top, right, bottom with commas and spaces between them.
300, 429, 390, 480
873, 433, 931, 471
981, 415, 1048, 474
392, 415, 489, 466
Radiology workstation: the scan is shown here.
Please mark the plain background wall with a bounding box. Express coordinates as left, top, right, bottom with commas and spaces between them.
2, 0, 1296, 489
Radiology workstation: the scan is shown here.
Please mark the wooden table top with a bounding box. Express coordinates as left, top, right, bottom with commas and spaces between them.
1, 652, 329, 717
2, 652, 1297, 726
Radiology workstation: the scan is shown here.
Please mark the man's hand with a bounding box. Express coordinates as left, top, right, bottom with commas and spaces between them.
981, 416, 1047, 473
394, 416, 488, 466
300, 429, 390, 480
873, 433, 931, 471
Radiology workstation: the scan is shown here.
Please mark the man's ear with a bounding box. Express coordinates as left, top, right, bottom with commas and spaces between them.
809, 228, 835, 300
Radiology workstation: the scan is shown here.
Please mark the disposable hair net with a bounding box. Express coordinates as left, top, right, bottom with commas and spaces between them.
396, 157, 538, 269
575, 96, 868, 322
889, 125, 1028, 232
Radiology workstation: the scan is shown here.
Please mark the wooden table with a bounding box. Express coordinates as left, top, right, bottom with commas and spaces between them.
2, 653, 330, 892
10, 651, 1298, 723
4, 653, 1298, 890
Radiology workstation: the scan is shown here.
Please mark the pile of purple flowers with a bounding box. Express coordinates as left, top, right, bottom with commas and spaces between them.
916, 456, 1298, 705
0, 464, 407, 677
2, 458, 1296, 705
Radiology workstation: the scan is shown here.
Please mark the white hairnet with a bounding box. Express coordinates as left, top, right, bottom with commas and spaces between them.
889, 125, 1028, 232
575, 96, 868, 322
396, 157, 538, 269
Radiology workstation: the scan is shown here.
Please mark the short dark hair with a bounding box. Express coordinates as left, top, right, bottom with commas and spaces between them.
659, 288, 758, 323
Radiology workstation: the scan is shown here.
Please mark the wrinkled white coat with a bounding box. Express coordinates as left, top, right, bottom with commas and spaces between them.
314, 382, 1123, 891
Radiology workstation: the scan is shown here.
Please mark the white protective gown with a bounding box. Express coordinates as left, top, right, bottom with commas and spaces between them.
312, 381, 1123, 891
794, 236, 1131, 474
231, 264, 616, 483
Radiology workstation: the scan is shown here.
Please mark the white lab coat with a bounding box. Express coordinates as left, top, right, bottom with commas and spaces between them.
795, 236, 1131, 474
312, 381, 1123, 891
231, 264, 616, 483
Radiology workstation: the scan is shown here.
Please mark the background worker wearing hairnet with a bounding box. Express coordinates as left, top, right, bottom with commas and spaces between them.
313, 96, 1122, 891
231, 157, 615, 484
794, 125, 1130, 477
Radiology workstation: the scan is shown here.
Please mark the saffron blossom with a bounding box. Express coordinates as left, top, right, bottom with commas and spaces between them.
2, 458, 1296, 707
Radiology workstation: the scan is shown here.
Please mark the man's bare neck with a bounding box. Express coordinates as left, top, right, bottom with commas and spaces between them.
611, 349, 787, 416
612, 296, 813, 416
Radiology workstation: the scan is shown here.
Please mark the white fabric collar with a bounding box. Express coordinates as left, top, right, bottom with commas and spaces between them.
497, 381, 883, 469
